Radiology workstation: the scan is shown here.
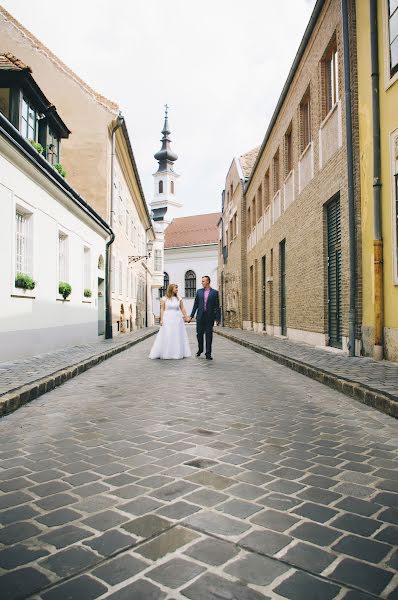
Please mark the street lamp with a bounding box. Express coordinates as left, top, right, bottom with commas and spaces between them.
128, 238, 154, 328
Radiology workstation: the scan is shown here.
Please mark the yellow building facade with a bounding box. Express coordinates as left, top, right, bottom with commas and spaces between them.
357, 0, 398, 361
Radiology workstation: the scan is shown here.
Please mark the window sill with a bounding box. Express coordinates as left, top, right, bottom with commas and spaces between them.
56, 297, 70, 302
320, 100, 339, 130
82, 299, 92, 304
299, 141, 313, 162
11, 292, 36, 299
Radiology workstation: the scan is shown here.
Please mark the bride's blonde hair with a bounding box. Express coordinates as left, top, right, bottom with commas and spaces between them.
166, 283, 178, 299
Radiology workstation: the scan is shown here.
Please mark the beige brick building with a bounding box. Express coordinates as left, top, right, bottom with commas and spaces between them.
220, 0, 362, 352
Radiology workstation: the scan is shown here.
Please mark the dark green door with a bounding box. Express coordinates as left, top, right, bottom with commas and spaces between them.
327, 196, 342, 348
280, 240, 286, 336
262, 256, 266, 331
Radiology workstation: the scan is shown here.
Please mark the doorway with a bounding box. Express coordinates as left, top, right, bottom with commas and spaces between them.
327, 195, 342, 348
98, 277, 105, 335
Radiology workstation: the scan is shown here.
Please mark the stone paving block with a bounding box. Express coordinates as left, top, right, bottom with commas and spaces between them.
1, 506, 40, 529
334, 496, 380, 517
181, 572, 269, 600
34, 492, 78, 511
225, 552, 290, 586
217, 498, 262, 519
0, 476, 33, 492
92, 553, 147, 585
184, 488, 228, 507
35, 508, 82, 527
0, 490, 34, 510
239, 529, 292, 555
0, 521, 41, 545
184, 536, 239, 566
375, 524, 398, 545
147, 556, 206, 588
122, 514, 172, 538
332, 533, 392, 563
330, 557, 394, 596
157, 500, 201, 520
250, 508, 300, 532
292, 501, 338, 523
83, 509, 129, 531
273, 570, 341, 600
40, 545, 100, 577
39, 524, 92, 549
373, 491, 398, 508
0, 542, 50, 569
72, 482, 110, 498
280, 540, 336, 574
84, 528, 137, 556
108, 483, 149, 499
258, 492, 303, 511
120, 496, 165, 516
228, 482, 266, 500
186, 471, 234, 490
135, 526, 200, 561
330, 513, 382, 537
184, 510, 250, 537
105, 579, 167, 600
41, 575, 107, 600
151, 480, 199, 501
289, 521, 341, 546
0, 566, 51, 600
73, 494, 115, 513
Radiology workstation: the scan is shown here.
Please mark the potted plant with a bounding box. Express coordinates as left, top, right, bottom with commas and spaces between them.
59, 281, 72, 300
29, 139, 44, 154
84, 288, 92, 298
15, 272, 36, 290
54, 163, 66, 178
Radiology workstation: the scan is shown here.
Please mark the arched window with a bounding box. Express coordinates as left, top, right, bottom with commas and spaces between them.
159, 272, 169, 298
171, 180, 175, 194
159, 180, 163, 193
185, 270, 196, 298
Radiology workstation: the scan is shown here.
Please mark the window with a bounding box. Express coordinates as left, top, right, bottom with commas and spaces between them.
264, 171, 270, 210
83, 246, 91, 293
273, 151, 280, 193
300, 91, 312, 151
58, 232, 68, 283
47, 129, 59, 165
111, 256, 116, 293
323, 41, 339, 115
389, 0, 398, 76
234, 213, 238, 237
252, 197, 256, 228
159, 180, 163, 193
185, 270, 196, 298
118, 260, 123, 295
285, 127, 293, 176
15, 209, 32, 276
247, 206, 251, 232
257, 185, 263, 220
171, 180, 174, 194
20, 97, 37, 141
159, 272, 169, 297
154, 249, 162, 272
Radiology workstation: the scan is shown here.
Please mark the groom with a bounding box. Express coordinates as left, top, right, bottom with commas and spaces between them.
189, 276, 221, 360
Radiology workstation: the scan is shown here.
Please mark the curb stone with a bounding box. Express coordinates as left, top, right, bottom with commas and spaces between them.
215, 329, 398, 419
0, 329, 157, 418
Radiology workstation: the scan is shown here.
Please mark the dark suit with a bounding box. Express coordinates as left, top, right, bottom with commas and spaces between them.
190, 288, 221, 357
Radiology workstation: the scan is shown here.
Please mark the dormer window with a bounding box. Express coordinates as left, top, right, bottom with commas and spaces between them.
21, 96, 38, 141
0, 87, 10, 119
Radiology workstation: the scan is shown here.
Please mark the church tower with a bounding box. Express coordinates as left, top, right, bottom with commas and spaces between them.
151, 105, 182, 227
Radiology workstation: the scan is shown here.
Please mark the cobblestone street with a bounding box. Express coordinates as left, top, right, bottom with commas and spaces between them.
1, 328, 398, 600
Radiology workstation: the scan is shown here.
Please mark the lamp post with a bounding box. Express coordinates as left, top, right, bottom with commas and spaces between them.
129, 238, 153, 328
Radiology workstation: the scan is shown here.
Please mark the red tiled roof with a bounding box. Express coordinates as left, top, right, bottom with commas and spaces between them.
0, 52, 31, 71
165, 213, 221, 248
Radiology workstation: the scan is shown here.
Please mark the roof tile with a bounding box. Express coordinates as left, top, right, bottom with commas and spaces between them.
165, 213, 221, 248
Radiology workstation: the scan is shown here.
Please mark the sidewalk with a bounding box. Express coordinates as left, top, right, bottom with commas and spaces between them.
216, 327, 398, 418
0, 327, 158, 417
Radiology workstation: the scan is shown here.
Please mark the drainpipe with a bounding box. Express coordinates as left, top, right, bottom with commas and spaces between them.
370, 0, 384, 360
341, 0, 357, 356
105, 112, 124, 339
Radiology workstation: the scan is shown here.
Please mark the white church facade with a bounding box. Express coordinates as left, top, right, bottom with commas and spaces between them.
150, 108, 220, 318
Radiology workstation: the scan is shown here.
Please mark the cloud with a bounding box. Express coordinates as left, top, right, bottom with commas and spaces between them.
2, 0, 316, 216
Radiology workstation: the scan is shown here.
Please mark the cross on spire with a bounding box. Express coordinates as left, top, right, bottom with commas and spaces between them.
164, 103, 169, 118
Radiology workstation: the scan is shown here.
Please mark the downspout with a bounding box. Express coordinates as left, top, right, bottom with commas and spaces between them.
341, 0, 357, 356
105, 112, 124, 339
370, 0, 384, 360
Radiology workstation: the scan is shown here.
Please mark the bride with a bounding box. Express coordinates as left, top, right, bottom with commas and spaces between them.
149, 283, 192, 360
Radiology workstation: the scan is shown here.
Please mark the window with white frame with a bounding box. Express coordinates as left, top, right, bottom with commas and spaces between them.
388, 0, 398, 77
58, 232, 68, 283
323, 38, 339, 116
15, 208, 32, 276
111, 256, 116, 293
83, 246, 91, 293
118, 260, 123, 295
154, 249, 162, 272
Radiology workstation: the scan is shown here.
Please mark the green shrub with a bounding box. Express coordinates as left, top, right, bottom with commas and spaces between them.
59, 281, 72, 299
15, 272, 36, 290
54, 163, 66, 178
84, 288, 92, 298
29, 139, 44, 154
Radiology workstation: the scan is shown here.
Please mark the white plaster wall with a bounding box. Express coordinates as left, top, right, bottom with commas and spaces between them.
0, 135, 108, 361
152, 244, 219, 317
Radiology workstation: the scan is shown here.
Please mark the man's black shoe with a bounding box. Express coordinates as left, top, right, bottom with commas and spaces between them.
196, 351, 202, 357
205, 355, 213, 360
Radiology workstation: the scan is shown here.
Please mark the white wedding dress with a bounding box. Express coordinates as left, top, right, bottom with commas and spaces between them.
149, 296, 192, 360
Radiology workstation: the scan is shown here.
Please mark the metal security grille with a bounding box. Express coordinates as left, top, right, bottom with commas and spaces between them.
185, 271, 196, 298
15, 211, 27, 273
327, 195, 342, 348
280, 240, 287, 336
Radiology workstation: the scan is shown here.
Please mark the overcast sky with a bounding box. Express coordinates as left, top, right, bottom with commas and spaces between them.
2, 0, 316, 217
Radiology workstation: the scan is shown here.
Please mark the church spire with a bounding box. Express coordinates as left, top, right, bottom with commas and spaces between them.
154, 104, 178, 172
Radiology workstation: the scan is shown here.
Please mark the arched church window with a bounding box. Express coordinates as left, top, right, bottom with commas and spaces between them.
171, 181, 174, 194
159, 272, 169, 298
159, 180, 163, 193
185, 270, 196, 298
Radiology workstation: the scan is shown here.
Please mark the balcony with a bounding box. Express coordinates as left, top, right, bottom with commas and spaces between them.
284, 170, 295, 211
298, 141, 314, 193
319, 100, 342, 169
271, 190, 281, 224
263, 206, 271, 234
